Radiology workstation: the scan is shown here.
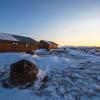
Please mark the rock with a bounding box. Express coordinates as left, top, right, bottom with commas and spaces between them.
10, 59, 38, 86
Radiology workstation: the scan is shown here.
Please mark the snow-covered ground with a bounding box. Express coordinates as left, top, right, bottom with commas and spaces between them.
0, 48, 100, 100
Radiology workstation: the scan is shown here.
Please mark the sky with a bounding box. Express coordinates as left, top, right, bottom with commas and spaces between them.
0, 0, 100, 46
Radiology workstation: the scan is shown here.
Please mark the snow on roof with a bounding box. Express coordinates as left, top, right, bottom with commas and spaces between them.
12, 34, 37, 43
40, 40, 53, 44
44, 40, 52, 44
0, 33, 37, 43
40, 40, 57, 45
0, 33, 19, 41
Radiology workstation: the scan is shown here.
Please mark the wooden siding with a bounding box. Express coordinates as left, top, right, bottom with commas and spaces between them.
39, 40, 58, 49
40, 43, 58, 49
48, 44, 58, 49
0, 41, 38, 52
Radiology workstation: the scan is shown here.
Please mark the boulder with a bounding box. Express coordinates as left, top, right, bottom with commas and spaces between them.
10, 59, 38, 86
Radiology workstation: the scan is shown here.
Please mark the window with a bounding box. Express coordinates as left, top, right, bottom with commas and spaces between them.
26, 43, 30, 48
12, 42, 18, 47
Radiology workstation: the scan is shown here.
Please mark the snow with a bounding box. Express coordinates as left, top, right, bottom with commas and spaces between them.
44, 40, 52, 44
0, 47, 100, 100
0, 88, 42, 100
34, 49, 49, 55
0, 33, 19, 41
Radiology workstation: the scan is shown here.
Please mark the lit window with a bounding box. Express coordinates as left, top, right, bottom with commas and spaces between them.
26, 43, 30, 48
12, 42, 18, 47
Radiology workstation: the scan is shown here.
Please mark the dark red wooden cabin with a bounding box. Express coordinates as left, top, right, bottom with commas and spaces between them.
39, 40, 58, 49
0, 33, 38, 52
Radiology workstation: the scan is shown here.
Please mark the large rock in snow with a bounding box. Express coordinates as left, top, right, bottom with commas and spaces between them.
10, 59, 38, 86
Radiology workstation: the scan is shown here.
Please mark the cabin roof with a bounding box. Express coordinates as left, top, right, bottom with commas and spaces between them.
0, 32, 19, 41
40, 40, 57, 45
0, 32, 37, 43
12, 35, 37, 43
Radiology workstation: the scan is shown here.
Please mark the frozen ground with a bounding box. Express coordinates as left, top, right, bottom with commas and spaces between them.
0, 48, 100, 100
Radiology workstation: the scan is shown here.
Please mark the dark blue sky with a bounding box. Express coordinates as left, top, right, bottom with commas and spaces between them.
0, 0, 100, 46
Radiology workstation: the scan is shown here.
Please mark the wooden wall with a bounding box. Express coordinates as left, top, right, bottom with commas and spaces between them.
48, 44, 58, 49
40, 43, 58, 49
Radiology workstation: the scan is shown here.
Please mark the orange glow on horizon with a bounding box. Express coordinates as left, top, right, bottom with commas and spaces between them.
57, 41, 100, 47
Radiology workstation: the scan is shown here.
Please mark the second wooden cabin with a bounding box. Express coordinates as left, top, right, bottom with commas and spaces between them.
39, 40, 58, 49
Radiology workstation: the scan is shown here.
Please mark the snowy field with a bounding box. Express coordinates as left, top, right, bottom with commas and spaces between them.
0, 47, 100, 100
